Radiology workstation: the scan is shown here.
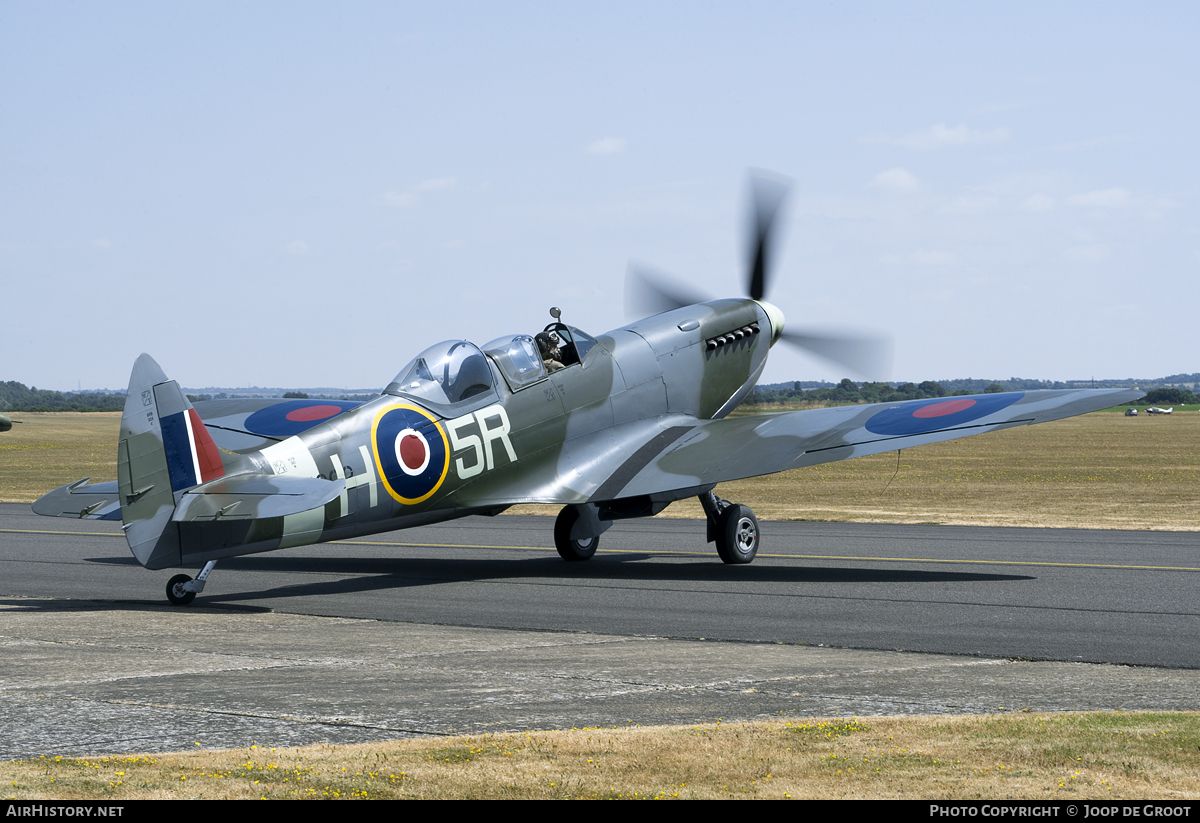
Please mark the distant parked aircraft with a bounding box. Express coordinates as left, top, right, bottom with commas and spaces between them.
1146, 407, 1173, 415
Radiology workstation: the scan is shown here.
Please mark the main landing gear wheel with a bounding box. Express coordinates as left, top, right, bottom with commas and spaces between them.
716, 504, 759, 565
166, 574, 196, 605
554, 506, 598, 561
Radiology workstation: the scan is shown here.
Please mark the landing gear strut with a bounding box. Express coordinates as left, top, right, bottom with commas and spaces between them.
165, 561, 216, 605
699, 491, 759, 564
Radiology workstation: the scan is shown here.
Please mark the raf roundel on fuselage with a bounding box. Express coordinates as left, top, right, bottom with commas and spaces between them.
372, 403, 450, 505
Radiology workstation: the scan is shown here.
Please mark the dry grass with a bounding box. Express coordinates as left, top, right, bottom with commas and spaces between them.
0, 412, 119, 502
5, 713, 1199, 800
4, 411, 1197, 531
679, 412, 1200, 530
519, 412, 1200, 531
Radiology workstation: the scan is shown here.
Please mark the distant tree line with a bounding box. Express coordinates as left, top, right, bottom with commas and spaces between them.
745, 379, 1199, 409
0, 381, 125, 412
744, 379, 993, 407
4, 375, 1196, 414
1137, 387, 1199, 406
185, 390, 376, 402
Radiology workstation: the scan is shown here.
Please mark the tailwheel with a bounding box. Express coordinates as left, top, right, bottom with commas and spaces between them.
165, 561, 215, 605
715, 504, 759, 565
166, 574, 196, 605
554, 506, 598, 561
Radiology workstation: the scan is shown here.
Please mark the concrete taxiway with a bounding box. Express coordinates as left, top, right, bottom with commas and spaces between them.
2, 503, 1198, 758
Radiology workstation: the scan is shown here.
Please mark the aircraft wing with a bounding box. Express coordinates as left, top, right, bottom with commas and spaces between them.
582, 388, 1143, 504
191, 398, 363, 452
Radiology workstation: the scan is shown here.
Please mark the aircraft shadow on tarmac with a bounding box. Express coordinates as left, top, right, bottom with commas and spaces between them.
0, 596, 273, 615
86, 552, 1033, 605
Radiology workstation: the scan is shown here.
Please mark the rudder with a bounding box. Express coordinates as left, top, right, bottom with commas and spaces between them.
118, 353, 226, 569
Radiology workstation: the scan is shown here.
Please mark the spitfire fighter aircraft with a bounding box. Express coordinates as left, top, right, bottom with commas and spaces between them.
34, 174, 1142, 604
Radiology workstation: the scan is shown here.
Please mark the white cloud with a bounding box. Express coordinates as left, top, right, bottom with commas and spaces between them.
1064, 244, 1111, 262
917, 123, 1008, 149
379, 176, 458, 209
944, 194, 999, 214
585, 137, 627, 155
1022, 193, 1055, 211
864, 122, 1011, 150
282, 240, 313, 256
380, 191, 419, 208
871, 167, 920, 191
1034, 135, 1132, 155
914, 250, 956, 266
1067, 187, 1131, 208
970, 100, 1035, 115
880, 250, 957, 266
412, 176, 457, 192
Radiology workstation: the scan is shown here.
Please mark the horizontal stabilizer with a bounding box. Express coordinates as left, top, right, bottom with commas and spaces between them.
172, 473, 345, 522
31, 479, 122, 520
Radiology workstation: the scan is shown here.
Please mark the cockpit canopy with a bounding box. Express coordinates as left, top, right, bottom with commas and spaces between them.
385, 326, 602, 412
483, 326, 600, 390
384, 340, 498, 415
482, 335, 546, 390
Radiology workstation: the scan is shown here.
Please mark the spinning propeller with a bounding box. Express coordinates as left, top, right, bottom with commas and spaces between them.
625, 170, 892, 380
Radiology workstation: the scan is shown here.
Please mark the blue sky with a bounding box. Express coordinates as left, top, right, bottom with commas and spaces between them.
3, 2, 1197, 391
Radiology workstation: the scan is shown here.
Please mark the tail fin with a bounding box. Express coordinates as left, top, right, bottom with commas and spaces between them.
118, 353, 226, 569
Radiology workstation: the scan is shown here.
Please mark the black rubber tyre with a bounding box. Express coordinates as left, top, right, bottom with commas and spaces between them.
554, 507, 598, 561
166, 574, 196, 605
715, 505, 759, 564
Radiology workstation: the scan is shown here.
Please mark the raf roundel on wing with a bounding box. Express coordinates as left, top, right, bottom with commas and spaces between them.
243, 400, 362, 438
864, 393, 1025, 437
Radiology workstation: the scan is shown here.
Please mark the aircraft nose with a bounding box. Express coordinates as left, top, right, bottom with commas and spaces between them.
755, 301, 786, 346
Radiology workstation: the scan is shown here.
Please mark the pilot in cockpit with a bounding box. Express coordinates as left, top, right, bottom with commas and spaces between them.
535, 330, 565, 373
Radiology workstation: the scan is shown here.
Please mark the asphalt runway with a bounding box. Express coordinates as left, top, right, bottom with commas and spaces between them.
3, 502, 1199, 757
